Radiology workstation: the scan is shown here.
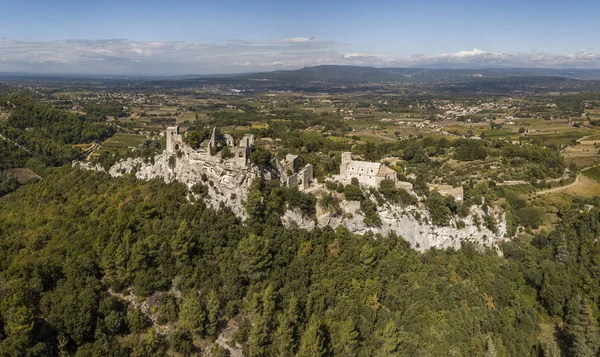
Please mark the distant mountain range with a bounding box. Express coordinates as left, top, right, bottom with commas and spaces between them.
179, 65, 600, 84
4, 65, 600, 93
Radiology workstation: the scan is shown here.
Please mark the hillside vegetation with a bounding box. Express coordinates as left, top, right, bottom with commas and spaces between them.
0, 167, 599, 356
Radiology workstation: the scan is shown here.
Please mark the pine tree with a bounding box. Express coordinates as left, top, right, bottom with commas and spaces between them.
336, 318, 359, 357
287, 295, 300, 325
247, 315, 269, 357
568, 296, 600, 356
262, 284, 277, 325
171, 220, 195, 266
380, 319, 401, 356
297, 317, 331, 357
206, 289, 221, 338
236, 234, 272, 280
484, 336, 497, 357
179, 293, 206, 336
274, 313, 295, 356
554, 233, 569, 263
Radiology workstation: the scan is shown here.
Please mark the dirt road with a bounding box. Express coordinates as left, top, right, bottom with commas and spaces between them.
535, 175, 580, 195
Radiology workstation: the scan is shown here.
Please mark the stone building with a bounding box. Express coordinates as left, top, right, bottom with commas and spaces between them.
339, 152, 397, 187
166, 126, 183, 152
274, 154, 313, 191
233, 134, 254, 167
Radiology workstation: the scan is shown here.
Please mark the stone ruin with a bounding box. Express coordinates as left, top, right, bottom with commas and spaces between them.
205, 126, 254, 168
274, 153, 314, 191
166, 126, 184, 152
79, 126, 506, 253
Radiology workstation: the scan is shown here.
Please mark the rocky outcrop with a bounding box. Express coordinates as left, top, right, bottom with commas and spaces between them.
79, 148, 506, 252
79, 146, 256, 219
311, 200, 504, 252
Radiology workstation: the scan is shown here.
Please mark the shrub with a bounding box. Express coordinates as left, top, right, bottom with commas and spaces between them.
157, 294, 179, 325
517, 207, 545, 229
344, 183, 363, 201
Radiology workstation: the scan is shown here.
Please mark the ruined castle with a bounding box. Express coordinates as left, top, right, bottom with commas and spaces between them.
273, 154, 314, 191
80, 127, 505, 252
165, 126, 313, 189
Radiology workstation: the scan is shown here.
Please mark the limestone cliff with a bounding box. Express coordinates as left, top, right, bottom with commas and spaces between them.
79, 146, 257, 219
79, 148, 506, 252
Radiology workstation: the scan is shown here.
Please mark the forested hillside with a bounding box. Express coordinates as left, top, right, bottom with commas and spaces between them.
1, 167, 599, 356
0, 94, 115, 195
0, 93, 114, 167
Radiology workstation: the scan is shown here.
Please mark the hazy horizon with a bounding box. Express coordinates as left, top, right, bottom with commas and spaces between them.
2, 0, 600, 75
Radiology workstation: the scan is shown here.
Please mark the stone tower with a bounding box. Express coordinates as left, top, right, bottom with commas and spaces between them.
209, 127, 217, 151
166, 126, 181, 152
340, 152, 352, 178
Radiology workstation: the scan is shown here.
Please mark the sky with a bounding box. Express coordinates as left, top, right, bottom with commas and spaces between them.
1, 0, 600, 75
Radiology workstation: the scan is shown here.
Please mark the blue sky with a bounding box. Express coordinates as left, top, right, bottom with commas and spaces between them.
1, 0, 600, 74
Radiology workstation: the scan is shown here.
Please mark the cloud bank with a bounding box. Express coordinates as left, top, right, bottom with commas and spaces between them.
2, 38, 600, 75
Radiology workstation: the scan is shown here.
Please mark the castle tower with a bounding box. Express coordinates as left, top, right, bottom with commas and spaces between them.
301, 164, 313, 190
166, 126, 180, 152
340, 152, 352, 178
209, 127, 217, 151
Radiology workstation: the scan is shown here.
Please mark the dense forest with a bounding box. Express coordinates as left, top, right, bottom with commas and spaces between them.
0, 166, 599, 356
0, 93, 115, 168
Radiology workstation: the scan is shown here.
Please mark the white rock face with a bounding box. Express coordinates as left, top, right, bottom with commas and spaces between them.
80, 146, 257, 219
313, 200, 504, 252
79, 148, 506, 252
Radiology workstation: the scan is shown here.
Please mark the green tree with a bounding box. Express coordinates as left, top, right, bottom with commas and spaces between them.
127, 307, 149, 333
206, 289, 221, 338
335, 318, 360, 357
247, 315, 268, 357
297, 317, 331, 357
274, 313, 295, 356
179, 293, 207, 336
379, 319, 402, 356
262, 284, 277, 324
236, 234, 272, 280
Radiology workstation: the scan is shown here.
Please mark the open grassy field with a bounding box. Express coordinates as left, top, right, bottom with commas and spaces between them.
72, 143, 96, 151
534, 176, 600, 208
177, 112, 197, 124
327, 136, 353, 143
563, 140, 600, 168
251, 122, 269, 129
581, 165, 600, 182
484, 129, 518, 139
527, 129, 593, 145
91, 133, 147, 157
7, 168, 42, 184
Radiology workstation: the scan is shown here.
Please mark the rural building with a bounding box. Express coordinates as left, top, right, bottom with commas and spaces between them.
339, 152, 397, 187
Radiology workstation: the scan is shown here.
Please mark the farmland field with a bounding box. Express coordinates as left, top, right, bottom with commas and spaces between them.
484, 129, 518, 138
91, 133, 147, 157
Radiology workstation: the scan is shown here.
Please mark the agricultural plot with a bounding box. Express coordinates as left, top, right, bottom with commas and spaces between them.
563, 139, 600, 167
72, 143, 96, 151
7, 168, 41, 184
581, 165, 600, 182
527, 128, 592, 144
484, 129, 518, 139
91, 133, 147, 157
177, 112, 197, 124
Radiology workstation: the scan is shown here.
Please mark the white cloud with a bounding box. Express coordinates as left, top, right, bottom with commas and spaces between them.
1, 39, 600, 75
407, 48, 600, 68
